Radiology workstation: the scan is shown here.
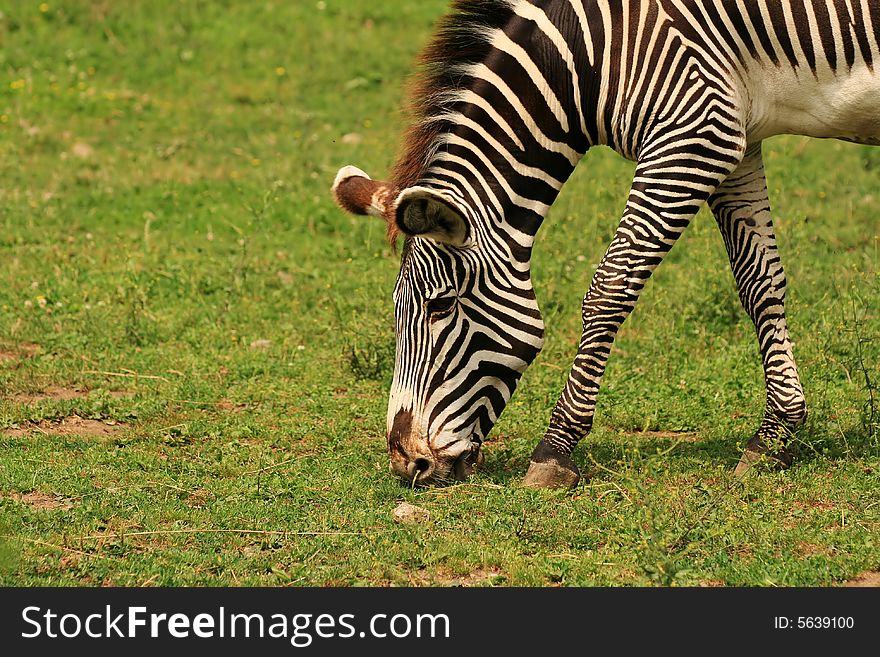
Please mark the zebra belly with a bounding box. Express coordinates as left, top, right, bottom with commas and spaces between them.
748, 64, 880, 145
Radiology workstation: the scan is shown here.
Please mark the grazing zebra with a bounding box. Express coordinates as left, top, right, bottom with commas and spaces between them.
332, 0, 879, 487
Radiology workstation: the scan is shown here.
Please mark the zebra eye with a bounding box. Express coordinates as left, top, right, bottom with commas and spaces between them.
426, 296, 456, 316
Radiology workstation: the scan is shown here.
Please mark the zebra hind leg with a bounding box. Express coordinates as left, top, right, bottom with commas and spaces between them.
708, 143, 807, 477
524, 138, 747, 488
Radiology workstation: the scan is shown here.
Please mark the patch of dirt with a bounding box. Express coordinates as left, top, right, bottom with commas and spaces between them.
839, 571, 880, 587
732, 545, 754, 561
446, 567, 503, 587
71, 141, 94, 159
3, 415, 126, 438
332, 387, 371, 400
794, 500, 836, 511
409, 566, 503, 587
699, 580, 727, 587
796, 541, 835, 557
216, 399, 249, 412
5, 491, 73, 511
186, 489, 212, 508
10, 387, 131, 403
11, 387, 88, 403
0, 342, 40, 364
59, 554, 84, 570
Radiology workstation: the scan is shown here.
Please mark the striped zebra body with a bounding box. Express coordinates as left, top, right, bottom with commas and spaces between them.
333, 0, 879, 487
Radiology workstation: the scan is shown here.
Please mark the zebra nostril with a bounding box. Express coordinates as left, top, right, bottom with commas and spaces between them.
413, 457, 432, 475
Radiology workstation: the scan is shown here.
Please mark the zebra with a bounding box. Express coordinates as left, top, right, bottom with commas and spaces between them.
332, 0, 879, 487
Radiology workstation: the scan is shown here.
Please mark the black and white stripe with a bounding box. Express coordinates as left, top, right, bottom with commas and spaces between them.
334, 0, 879, 485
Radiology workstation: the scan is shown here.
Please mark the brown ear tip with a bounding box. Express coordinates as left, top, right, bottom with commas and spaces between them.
332, 165, 373, 215
332, 165, 371, 192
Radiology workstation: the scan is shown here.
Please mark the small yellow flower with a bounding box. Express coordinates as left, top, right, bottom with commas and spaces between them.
10, 79, 26, 90
275, 66, 286, 77
0, 115, 8, 123
39, 3, 49, 13
250, 158, 260, 166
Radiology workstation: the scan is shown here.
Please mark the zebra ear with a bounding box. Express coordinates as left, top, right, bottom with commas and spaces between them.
332, 166, 397, 220
394, 187, 469, 246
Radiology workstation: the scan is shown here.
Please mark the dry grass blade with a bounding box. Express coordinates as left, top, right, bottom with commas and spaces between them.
83, 369, 170, 383
4, 536, 102, 559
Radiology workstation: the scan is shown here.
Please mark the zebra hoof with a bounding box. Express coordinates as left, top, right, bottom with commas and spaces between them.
523, 443, 580, 489
733, 449, 764, 477
734, 435, 793, 477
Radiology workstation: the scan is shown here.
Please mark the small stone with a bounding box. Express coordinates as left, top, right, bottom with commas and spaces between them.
71, 142, 94, 159
249, 339, 272, 349
392, 502, 430, 524
341, 132, 363, 145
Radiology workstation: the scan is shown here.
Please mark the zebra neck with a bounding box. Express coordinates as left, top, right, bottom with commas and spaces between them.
414, 164, 566, 259
415, 117, 584, 251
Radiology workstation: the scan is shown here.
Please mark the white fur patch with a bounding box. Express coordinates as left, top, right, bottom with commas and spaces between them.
332, 165, 370, 193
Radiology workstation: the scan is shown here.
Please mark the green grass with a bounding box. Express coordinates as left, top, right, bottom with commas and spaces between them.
0, 0, 878, 587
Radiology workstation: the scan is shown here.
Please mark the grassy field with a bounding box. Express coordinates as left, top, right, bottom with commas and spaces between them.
0, 0, 878, 587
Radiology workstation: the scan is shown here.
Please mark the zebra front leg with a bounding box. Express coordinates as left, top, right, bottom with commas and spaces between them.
524, 142, 746, 488
708, 143, 806, 476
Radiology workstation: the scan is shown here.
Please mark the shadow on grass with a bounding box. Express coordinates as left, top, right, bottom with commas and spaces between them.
789, 419, 879, 464
476, 420, 878, 488
474, 431, 741, 486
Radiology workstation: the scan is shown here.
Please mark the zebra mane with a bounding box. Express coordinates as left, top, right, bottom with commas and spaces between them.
391, 0, 517, 192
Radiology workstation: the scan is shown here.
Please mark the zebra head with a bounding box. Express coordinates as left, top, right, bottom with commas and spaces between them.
333, 166, 545, 485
